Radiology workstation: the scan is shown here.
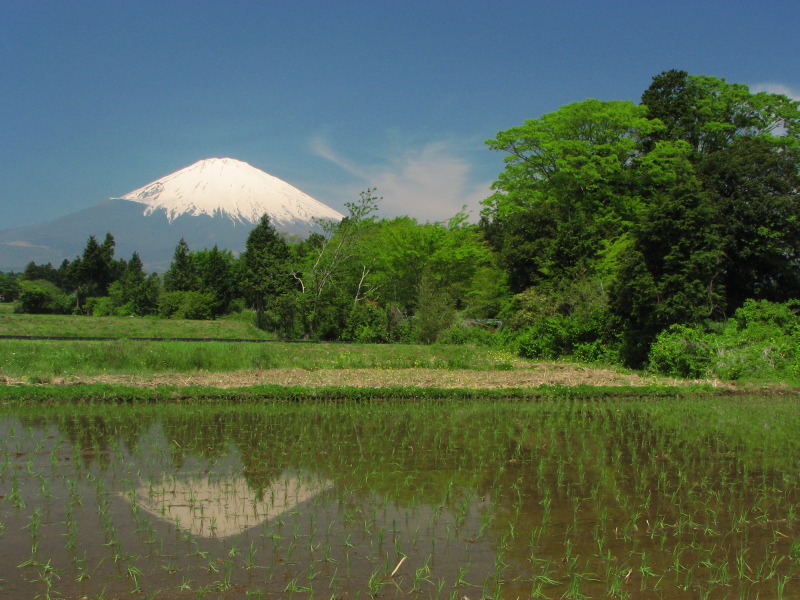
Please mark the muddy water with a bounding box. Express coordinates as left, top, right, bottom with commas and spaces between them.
0, 400, 798, 599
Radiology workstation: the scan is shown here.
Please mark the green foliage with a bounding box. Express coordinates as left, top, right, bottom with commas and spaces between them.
700, 136, 800, 307
163, 238, 198, 292
22, 259, 74, 292
484, 98, 662, 222
159, 291, 215, 320
0, 272, 21, 302
483, 70, 800, 373
367, 213, 494, 314
412, 271, 456, 344
437, 320, 499, 346
74, 233, 120, 300
609, 169, 725, 365
107, 252, 161, 316
15, 280, 73, 315
647, 324, 713, 379
482, 98, 682, 297
84, 296, 117, 317
648, 300, 800, 381
240, 214, 292, 329
342, 301, 388, 343
501, 279, 616, 363
193, 246, 236, 317
641, 69, 800, 157
293, 189, 381, 338
512, 312, 613, 363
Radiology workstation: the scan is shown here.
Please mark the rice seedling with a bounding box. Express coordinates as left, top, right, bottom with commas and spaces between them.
0, 394, 798, 598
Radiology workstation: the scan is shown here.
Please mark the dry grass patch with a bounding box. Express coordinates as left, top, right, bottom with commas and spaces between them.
46, 363, 705, 389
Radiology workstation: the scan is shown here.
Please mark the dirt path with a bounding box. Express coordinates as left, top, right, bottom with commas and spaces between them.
38, 363, 722, 389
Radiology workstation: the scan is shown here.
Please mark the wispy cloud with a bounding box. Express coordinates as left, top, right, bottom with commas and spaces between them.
310, 137, 492, 222
751, 82, 800, 101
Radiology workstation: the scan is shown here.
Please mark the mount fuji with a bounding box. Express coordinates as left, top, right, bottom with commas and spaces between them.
0, 158, 343, 272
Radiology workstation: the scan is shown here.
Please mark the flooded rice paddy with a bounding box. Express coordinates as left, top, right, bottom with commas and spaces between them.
0, 396, 799, 599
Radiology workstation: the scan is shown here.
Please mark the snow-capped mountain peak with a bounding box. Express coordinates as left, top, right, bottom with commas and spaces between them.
116, 158, 343, 226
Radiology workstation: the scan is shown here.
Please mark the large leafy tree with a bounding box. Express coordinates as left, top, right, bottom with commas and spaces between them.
240, 214, 291, 329
483, 71, 800, 366
484, 98, 663, 224
367, 213, 494, 313
610, 162, 726, 365
641, 69, 800, 158
483, 99, 669, 293
608, 71, 800, 365
699, 135, 800, 307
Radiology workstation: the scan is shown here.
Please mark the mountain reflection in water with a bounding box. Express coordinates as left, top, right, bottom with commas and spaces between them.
129, 473, 332, 538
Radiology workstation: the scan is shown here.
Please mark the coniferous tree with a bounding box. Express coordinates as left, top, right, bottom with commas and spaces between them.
195, 245, 236, 317
240, 214, 291, 329
163, 238, 198, 292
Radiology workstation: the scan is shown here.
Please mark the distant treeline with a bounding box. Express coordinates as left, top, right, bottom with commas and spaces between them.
4, 70, 800, 380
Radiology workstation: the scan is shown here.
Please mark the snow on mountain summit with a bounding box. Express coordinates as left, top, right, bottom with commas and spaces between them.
116, 158, 344, 226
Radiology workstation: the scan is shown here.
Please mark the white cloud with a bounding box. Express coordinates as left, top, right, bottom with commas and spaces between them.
310, 138, 492, 222
751, 82, 800, 101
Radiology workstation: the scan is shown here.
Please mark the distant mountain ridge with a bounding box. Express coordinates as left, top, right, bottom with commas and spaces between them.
0, 158, 343, 272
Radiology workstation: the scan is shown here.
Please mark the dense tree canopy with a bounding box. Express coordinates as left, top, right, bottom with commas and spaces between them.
483, 70, 800, 366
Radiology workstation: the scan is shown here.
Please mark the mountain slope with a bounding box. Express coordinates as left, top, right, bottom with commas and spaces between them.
0, 158, 343, 272
118, 157, 343, 226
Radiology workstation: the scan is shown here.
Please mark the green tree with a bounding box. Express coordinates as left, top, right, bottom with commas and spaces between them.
194, 245, 236, 317
641, 70, 800, 158
0, 272, 21, 302
293, 189, 380, 337
15, 280, 71, 314
107, 252, 160, 316
359, 213, 495, 320
240, 214, 291, 329
482, 99, 668, 294
75, 233, 119, 300
699, 135, 800, 308
163, 238, 198, 292
609, 183, 725, 366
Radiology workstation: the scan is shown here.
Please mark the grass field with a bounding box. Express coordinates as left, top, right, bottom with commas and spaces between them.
0, 305, 271, 340
0, 338, 529, 377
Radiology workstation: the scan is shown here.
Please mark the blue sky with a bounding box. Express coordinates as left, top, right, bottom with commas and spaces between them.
2, 1, 799, 229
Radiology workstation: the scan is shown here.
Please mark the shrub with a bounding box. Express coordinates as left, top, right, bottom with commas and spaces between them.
648, 324, 713, 378
342, 302, 388, 343
437, 320, 499, 346
711, 300, 800, 381
85, 296, 117, 317
15, 280, 72, 315
158, 291, 215, 320
648, 301, 800, 381
512, 309, 614, 362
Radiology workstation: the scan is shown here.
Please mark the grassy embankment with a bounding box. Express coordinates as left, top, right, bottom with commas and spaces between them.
0, 306, 718, 395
